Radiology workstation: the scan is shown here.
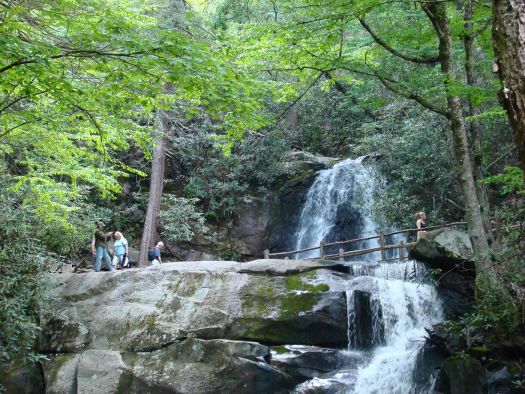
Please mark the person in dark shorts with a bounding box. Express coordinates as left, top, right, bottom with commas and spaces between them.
416, 211, 428, 239
148, 241, 165, 265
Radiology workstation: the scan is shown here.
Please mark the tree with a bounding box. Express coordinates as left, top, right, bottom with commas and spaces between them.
492, 0, 525, 173
212, 0, 494, 264
139, 124, 167, 267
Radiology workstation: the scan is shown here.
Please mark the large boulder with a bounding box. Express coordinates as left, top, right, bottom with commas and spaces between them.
410, 228, 476, 318
433, 355, 486, 394
410, 228, 473, 265
40, 260, 348, 354
230, 195, 272, 258
40, 260, 349, 393
283, 151, 338, 175
43, 339, 295, 394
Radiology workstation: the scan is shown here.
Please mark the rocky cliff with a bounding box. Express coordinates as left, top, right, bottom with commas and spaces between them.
32, 260, 351, 393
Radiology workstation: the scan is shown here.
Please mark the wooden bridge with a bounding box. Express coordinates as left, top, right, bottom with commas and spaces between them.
263, 222, 468, 261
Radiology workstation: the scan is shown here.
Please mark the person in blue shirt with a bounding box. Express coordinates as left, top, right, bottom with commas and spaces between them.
113, 231, 129, 268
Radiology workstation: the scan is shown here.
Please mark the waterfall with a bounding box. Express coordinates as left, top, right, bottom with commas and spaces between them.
290, 157, 444, 394
293, 158, 380, 260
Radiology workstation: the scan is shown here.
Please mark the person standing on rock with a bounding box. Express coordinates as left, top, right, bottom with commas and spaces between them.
113, 231, 130, 268
148, 241, 164, 265
416, 211, 428, 239
92, 222, 115, 272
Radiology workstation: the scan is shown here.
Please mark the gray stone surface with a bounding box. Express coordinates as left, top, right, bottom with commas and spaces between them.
410, 228, 473, 264
40, 259, 352, 393
41, 260, 347, 353
43, 354, 80, 394
43, 339, 295, 394
409, 228, 476, 318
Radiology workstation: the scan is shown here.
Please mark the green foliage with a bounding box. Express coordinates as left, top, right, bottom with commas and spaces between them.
158, 195, 208, 242
482, 167, 524, 196
0, 242, 47, 366
460, 273, 519, 340
1, 0, 267, 225
215, 241, 241, 261
172, 128, 287, 219
361, 102, 463, 229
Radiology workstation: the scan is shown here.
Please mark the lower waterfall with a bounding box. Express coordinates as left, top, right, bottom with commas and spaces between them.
290, 158, 444, 393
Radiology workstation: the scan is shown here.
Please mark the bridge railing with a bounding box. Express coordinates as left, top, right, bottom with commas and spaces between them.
263, 221, 468, 261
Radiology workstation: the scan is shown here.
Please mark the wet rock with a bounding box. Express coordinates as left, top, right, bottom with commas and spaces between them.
40, 260, 347, 351
347, 290, 385, 349
0, 363, 44, 394
271, 346, 365, 381
265, 173, 317, 253
294, 377, 350, 394
412, 336, 448, 393
410, 228, 476, 318
283, 151, 338, 175
433, 355, 486, 394
425, 322, 467, 355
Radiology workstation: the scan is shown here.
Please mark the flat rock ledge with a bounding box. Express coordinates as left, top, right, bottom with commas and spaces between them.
39, 259, 350, 393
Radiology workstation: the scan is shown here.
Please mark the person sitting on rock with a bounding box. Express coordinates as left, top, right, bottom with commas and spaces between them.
416, 211, 428, 239
148, 241, 164, 265
92, 221, 115, 272
113, 231, 129, 268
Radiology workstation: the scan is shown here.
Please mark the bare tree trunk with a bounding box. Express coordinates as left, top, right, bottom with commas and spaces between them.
463, 0, 493, 242
424, 1, 490, 268
492, 0, 525, 173
139, 117, 167, 267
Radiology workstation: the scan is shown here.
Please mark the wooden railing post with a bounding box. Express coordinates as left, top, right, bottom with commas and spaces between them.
399, 240, 405, 260
264, 249, 270, 259
339, 248, 344, 262
319, 242, 325, 258
379, 231, 386, 261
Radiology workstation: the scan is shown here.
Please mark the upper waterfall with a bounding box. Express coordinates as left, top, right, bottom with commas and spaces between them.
292, 157, 381, 260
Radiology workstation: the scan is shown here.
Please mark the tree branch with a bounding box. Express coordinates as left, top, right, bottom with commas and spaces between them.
358, 16, 441, 64
375, 72, 448, 116
276, 72, 324, 122
0, 49, 147, 74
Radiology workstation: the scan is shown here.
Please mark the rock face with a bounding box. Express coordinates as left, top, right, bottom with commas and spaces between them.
410, 228, 474, 264
171, 150, 338, 262
410, 228, 476, 318
40, 260, 349, 393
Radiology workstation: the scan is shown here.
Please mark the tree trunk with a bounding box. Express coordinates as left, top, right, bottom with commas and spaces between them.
138, 117, 167, 267
424, 1, 491, 268
462, 1, 493, 242
492, 0, 525, 173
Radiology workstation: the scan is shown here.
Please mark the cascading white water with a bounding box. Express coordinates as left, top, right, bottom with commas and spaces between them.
293, 158, 380, 260
351, 279, 443, 393
290, 157, 444, 394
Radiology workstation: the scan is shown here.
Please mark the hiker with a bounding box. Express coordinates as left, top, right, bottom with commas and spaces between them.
148, 241, 164, 265
416, 211, 428, 239
113, 231, 129, 268
92, 222, 115, 272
